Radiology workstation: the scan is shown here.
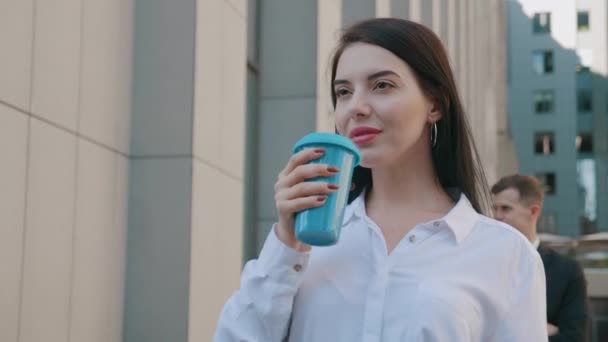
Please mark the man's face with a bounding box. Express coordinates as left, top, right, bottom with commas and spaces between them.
492, 188, 537, 241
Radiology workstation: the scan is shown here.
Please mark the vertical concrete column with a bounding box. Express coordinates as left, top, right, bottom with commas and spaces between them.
432, 0, 441, 35
189, 0, 247, 340
125, 0, 195, 341
391, 0, 410, 19
420, 0, 433, 27
343, 0, 376, 26
317, 1, 343, 132
126, 0, 247, 341
253, 0, 319, 248
409, 0, 421, 22
0, 1, 132, 342
376, 0, 390, 18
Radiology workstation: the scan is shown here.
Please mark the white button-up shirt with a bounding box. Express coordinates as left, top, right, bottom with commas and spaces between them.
215, 193, 548, 342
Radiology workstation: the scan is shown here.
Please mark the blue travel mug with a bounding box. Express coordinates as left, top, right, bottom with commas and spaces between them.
292, 132, 361, 246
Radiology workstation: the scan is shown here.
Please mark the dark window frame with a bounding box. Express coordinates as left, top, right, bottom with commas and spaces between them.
533, 12, 552, 34
536, 172, 556, 195
534, 131, 555, 155
533, 89, 555, 113
578, 88, 593, 112
577, 11, 590, 31
533, 50, 554, 74
577, 133, 593, 153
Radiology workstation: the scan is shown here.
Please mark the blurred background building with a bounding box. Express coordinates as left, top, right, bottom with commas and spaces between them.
507, 0, 608, 238
507, 0, 608, 340
0, 0, 605, 342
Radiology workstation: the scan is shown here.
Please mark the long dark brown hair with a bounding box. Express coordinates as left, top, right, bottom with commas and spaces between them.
332, 18, 490, 214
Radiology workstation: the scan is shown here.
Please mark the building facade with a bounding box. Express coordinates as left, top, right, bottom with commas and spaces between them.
507, 0, 608, 236
0, 1, 511, 341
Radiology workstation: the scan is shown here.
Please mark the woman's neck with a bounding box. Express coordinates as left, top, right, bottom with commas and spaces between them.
366, 147, 453, 214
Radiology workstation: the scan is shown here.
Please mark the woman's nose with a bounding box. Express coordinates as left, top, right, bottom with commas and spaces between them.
348, 91, 372, 118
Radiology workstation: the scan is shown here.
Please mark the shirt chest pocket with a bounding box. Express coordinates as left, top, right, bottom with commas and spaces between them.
411, 281, 483, 340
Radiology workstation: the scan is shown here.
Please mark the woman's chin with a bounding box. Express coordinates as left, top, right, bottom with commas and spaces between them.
358, 147, 404, 169
358, 153, 383, 169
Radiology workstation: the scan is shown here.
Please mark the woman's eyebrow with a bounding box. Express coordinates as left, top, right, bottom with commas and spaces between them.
333, 70, 400, 87
367, 70, 400, 80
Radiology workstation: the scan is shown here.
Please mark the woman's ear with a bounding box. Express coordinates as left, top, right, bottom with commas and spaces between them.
427, 102, 443, 123
428, 93, 449, 123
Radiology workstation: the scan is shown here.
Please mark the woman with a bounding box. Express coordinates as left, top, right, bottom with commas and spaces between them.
215, 18, 547, 341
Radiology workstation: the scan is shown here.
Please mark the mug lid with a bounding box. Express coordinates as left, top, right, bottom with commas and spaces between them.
292, 132, 361, 166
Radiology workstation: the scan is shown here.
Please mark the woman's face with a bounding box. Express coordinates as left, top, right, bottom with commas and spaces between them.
334, 43, 441, 168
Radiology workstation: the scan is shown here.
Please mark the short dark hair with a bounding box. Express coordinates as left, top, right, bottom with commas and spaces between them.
491, 174, 544, 206
332, 18, 490, 214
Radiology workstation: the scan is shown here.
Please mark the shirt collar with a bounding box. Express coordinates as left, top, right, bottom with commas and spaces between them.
343, 191, 365, 226
532, 238, 540, 249
442, 193, 480, 244
343, 190, 480, 245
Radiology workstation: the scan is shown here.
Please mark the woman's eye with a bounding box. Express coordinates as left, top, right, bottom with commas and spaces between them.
374, 81, 392, 90
335, 88, 351, 98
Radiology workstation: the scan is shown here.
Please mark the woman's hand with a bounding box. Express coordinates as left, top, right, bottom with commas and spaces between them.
274, 148, 339, 251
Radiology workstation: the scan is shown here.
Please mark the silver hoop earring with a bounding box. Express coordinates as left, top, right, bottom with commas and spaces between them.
431, 122, 438, 148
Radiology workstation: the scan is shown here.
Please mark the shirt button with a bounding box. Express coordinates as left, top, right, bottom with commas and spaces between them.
293, 264, 303, 272
433, 221, 440, 227
409, 235, 417, 243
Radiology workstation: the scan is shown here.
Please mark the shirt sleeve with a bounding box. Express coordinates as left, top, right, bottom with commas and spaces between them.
489, 243, 549, 342
214, 225, 310, 342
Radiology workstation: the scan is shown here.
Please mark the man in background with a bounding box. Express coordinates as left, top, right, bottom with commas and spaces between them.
491, 174, 588, 341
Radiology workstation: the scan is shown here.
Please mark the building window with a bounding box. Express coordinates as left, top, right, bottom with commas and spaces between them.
535, 132, 555, 155
576, 133, 593, 153
577, 89, 593, 112
533, 13, 551, 33
538, 213, 557, 233
533, 90, 554, 113
576, 49, 592, 72
577, 159, 597, 231
577, 11, 590, 31
536, 172, 556, 195
532, 50, 554, 74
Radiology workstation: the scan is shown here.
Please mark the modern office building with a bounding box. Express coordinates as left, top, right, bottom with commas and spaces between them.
0, 1, 511, 341
507, 0, 608, 236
